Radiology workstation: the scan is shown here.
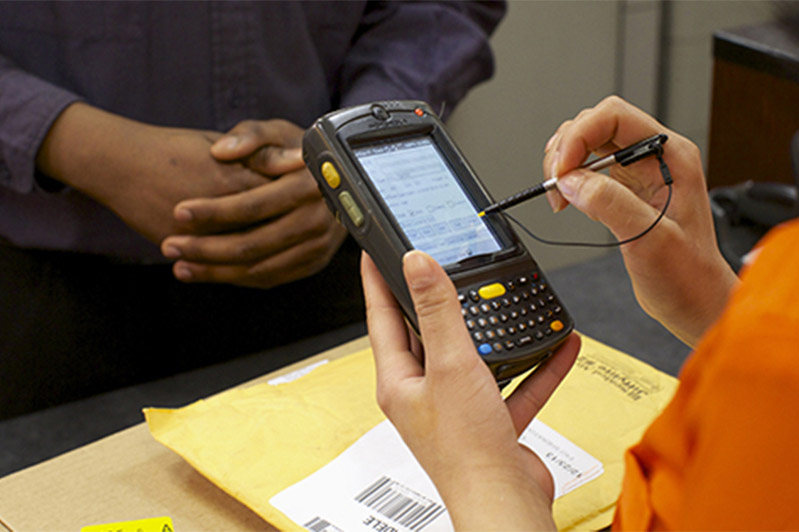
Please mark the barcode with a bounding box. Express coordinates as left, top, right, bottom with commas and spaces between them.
355, 476, 446, 531
304, 516, 343, 532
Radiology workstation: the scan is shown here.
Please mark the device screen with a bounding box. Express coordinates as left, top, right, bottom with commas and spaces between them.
353, 136, 502, 266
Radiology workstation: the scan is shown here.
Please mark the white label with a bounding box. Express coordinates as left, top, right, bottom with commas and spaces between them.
271, 421, 452, 532
271, 419, 602, 531
519, 419, 604, 499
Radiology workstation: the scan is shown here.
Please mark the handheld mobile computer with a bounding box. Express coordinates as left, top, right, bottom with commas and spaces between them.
303, 100, 574, 384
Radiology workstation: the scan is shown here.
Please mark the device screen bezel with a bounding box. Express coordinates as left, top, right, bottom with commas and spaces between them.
341, 123, 521, 272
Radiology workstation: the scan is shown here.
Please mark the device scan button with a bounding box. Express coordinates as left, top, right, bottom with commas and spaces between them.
338, 191, 365, 227
477, 343, 493, 356
321, 161, 341, 189
478, 282, 506, 300
550, 319, 564, 332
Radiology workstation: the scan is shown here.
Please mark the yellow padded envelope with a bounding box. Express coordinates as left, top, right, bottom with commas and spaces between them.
146, 334, 678, 531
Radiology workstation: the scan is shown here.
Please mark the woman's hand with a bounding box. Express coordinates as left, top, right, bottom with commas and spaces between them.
363, 250, 580, 531
543, 96, 739, 346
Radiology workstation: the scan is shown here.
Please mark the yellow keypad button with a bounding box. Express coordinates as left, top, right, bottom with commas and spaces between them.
321, 161, 341, 189
550, 319, 564, 332
478, 282, 506, 300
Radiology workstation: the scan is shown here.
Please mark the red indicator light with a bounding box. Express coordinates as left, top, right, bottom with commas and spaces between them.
414, 108, 424, 117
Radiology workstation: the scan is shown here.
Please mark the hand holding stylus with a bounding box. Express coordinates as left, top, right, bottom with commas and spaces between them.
542, 96, 738, 346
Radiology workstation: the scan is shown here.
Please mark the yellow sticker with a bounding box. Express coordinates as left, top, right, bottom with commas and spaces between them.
80, 516, 174, 532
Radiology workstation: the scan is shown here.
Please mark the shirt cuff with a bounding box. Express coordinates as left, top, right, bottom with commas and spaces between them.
0, 65, 83, 193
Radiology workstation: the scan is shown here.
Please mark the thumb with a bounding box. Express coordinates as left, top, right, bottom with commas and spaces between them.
403, 251, 478, 373
505, 333, 581, 435
210, 132, 258, 161
211, 121, 305, 176
246, 145, 304, 177
556, 169, 664, 241
212, 133, 303, 176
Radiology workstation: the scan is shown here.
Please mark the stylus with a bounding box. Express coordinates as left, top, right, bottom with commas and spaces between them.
479, 134, 668, 217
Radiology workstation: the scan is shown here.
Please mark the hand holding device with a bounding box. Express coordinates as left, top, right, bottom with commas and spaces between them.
362, 250, 580, 531
303, 100, 574, 382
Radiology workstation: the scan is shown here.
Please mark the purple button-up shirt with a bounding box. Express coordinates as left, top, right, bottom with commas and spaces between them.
0, 0, 504, 260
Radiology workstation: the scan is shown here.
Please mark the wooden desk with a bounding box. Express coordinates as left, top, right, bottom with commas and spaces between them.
0, 250, 693, 531
707, 21, 799, 189
0, 337, 370, 532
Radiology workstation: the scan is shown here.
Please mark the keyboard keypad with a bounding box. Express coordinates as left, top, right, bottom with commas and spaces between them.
459, 272, 565, 357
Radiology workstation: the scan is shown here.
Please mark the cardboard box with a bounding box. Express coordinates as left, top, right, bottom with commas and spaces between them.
0, 337, 370, 531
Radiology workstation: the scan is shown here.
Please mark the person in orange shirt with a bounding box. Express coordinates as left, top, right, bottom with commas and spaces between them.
362, 95, 799, 529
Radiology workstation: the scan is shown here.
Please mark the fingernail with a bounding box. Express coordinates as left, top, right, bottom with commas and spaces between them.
556, 173, 580, 199
282, 147, 302, 160
163, 245, 181, 259
174, 263, 193, 281
213, 135, 240, 151
550, 152, 561, 180
175, 207, 193, 223
403, 250, 436, 291
546, 190, 561, 213
545, 132, 559, 153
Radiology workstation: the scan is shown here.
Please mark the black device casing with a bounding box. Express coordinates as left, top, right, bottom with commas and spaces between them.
303, 100, 573, 383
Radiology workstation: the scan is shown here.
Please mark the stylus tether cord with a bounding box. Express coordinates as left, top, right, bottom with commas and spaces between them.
503, 151, 673, 248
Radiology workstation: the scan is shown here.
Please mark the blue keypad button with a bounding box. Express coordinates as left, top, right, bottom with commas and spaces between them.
478, 343, 493, 355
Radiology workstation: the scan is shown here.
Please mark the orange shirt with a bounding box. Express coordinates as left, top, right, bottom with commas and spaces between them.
613, 220, 799, 530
